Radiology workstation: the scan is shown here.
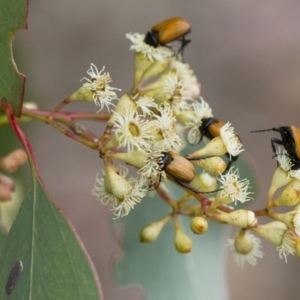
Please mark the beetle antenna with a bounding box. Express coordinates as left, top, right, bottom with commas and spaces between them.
250, 128, 280, 134
198, 188, 223, 194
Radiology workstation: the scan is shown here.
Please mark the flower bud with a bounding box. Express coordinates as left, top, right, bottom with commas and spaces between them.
269, 211, 297, 230
0, 173, 15, 200
107, 149, 149, 170
103, 159, 132, 200
190, 157, 227, 176
251, 221, 287, 246
215, 210, 257, 228
140, 215, 171, 242
174, 230, 193, 253
272, 178, 300, 208
133, 52, 170, 87
186, 137, 227, 160
189, 172, 217, 193
0, 150, 28, 173
295, 237, 300, 259
268, 167, 292, 201
190, 217, 208, 235
234, 230, 254, 255
110, 94, 138, 123
68, 85, 94, 102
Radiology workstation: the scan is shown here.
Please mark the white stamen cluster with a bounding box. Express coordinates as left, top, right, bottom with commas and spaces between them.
126, 33, 174, 62
220, 122, 244, 158
81, 63, 121, 111
218, 168, 253, 204
277, 230, 296, 262
227, 232, 264, 269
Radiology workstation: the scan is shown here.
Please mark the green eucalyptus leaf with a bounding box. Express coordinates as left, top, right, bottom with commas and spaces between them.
0, 0, 27, 116
0, 174, 103, 300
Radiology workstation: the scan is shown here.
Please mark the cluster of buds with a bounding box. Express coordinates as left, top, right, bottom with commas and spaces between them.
0, 150, 28, 202
18, 17, 300, 270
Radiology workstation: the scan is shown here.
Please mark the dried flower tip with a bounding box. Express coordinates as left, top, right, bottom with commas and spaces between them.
140, 215, 171, 242
0, 149, 28, 173
216, 210, 257, 228
126, 33, 174, 62
215, 168, 253, 206
80, 63, 120, 112
190, 157, 227, 176
220, 122, 244, 159
189, 172, 217, 193
190, 217, 208, 235
227, 230, 264, 269
277, 230, 296, 262
272, 178, 300, 208
251, 221, 288, 246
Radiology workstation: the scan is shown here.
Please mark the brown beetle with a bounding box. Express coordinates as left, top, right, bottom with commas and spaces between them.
158, 151, 199, 192
199, 117, 226, 141
251, 126, 300, 170
188, 117, 241, 170
144, 17, 191, 53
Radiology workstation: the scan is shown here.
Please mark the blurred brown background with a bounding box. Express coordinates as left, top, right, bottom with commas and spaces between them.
15, 1, 300, 299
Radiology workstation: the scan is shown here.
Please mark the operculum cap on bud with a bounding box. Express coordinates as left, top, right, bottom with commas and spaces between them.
140, 215, 171, 243
174, 230, 193, 253
215, 210, 257, 228
186, 137, 227, 160
272, 178, 300, 208
190, 157, 227, 176
251, 221, 287, 246
190, 217, 208, 235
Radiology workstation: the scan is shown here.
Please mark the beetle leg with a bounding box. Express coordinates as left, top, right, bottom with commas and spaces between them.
177, 35, 191, 56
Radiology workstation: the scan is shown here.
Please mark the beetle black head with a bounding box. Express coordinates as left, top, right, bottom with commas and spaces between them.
144, 31, 159, 48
